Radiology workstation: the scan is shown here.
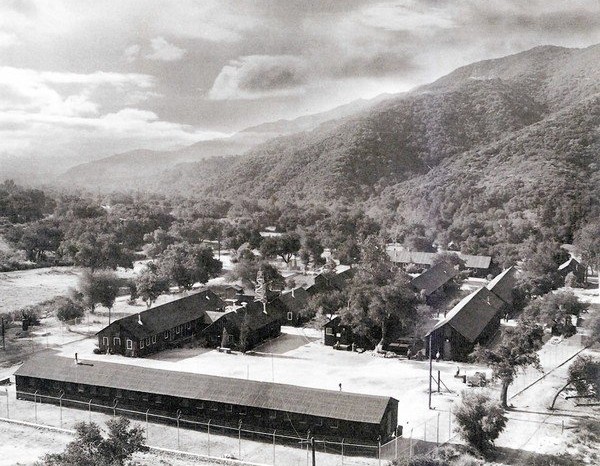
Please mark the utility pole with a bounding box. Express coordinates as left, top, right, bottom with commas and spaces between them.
299, 436, 317, 466
1, 317, 5, 350
428, 334, 433, 410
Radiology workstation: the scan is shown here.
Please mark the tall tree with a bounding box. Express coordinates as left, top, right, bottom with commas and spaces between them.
574, 219, 600, 296
472, 318, 544, 408
549, 356, 600, 410
77, 270, 121, 313
523, 291, 587, 337
135, 263, 170, 307
259, 233, 301, 265
157, 243, 222, 291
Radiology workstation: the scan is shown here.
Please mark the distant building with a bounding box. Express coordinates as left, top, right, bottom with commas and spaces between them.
272, 287, 310, 326
485, 266, 517, 309
323, 315, 357, 348
386, 246, 492, 277
15, 354, 398, 443
410, 261, 459, 300
202, 299, 281, 351
96, 290, 225, 358
558, 257, 585, 284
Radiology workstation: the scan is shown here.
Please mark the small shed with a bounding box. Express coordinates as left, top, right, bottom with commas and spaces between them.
558, 258, 585, 284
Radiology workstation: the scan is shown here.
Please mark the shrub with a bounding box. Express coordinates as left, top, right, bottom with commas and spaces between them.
55, 297, 85, 322
454, 391, 507, 456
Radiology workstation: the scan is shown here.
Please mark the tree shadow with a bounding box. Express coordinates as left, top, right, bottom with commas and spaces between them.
492, 446, 582, 465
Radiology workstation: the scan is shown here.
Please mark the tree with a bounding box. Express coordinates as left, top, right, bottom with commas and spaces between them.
523, 291, 587, 337
55, 297, 85, 322
43, 417, 147, 466
299, 236, 325, 268
574, 219, 600, 296
144, 227, 175, 258
227, 258, 284, 291
77, 270, 121, 313
472, 318, 544, 408
60, 232, 134, 271
549, 356, 600, 410
454, 391, 507, 456
259, 233, 301, 265
135, 263, 170, 307
157, 243, 222, 291
518, 239, 567, 296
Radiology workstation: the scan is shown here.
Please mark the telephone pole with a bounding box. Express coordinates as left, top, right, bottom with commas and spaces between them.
428, 334, 433, 410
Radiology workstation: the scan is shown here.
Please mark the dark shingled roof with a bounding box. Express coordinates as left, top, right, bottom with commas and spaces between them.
96, 290, 225, 339
278, 287, 310, 311
426, 287, 504, 342
411, 262, 459, 296
386, 249, 491, 270
16, 354, 395, 425
486, 267, 516, 305
204, 301, 279, 332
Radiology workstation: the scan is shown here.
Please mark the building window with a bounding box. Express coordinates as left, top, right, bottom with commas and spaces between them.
78, 384, 85, 393
269, 411, 277, 419
145, 337, 150, 346
155, 395, 162, 404
186, 322, 192, 329
197, 402, 205, 410
165, 330, 170, 339
211, 404, 219, 411
176, 326, 180, 334
140, 340, 144, 349
325, 328, 333, 335
152, 335, 157, 344
287, 312, 293, 321
116, 389, 123, 399
126, 339, 133, 350
315, 418, 323, 426
239, 407, 246, 416
226, 404, 233, 412
102, 337, 108, 346
330, 420, 339, 430
113, 337, 121, 346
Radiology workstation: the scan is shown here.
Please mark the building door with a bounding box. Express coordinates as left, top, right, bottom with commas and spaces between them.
443, 339, 451, 360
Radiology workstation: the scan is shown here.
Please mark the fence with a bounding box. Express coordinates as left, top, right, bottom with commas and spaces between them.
2, 388, 381, 466
380, 409, 456, 465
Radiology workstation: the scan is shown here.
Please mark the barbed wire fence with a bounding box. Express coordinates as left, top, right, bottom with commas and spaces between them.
1, 389, 383, 466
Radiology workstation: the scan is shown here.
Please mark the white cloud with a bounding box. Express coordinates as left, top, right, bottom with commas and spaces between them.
208, 55, 308, 100
146, 37, 186, 62
0, 31, 18, 47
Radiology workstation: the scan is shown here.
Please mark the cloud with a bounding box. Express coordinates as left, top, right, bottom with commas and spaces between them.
146, 37, 186, 61
208, 55, 308, 100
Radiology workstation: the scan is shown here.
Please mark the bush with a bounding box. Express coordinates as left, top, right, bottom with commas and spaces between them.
55, 297, 85, 322
454, 391, 507, 456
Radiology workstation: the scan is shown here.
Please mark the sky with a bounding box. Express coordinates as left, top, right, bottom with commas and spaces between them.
2, 0, 600, 174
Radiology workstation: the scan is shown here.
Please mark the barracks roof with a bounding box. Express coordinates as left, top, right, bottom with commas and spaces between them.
410, 262, 459, 296
16, 354, 396, 425
96, 290, 225, 340
426, 287, 505, 342
486, 267, 516, 305
386, 248, 491, 270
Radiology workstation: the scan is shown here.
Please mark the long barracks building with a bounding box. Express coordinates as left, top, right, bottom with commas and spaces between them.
15, 354, 398, 443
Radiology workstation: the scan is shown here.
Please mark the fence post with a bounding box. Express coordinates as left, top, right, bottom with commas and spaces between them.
145, 409, 150, 441
436, 413, 440, 445
207, 419, 211, 457
59, 391, 64, 428
306, 431, 310, 466
238, 420, 242, 460
449, 408, 452, 440
272, 429, 276, 466
88, 399, 93, 423
342, 438, 345, 466
34, 390, 38, 423
378, 436, 381, 466
424, 420, 427, 442
409, 428, 413, 457
5, 388, 9, 419
394, 435, 398, 459
176, 409, 181, 450
112, 399, 118, 418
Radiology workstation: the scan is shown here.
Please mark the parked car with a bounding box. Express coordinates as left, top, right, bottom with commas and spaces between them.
467, 372, 487, 387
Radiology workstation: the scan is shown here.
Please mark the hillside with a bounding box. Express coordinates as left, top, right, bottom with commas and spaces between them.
57, 94, 390, 191
176, 43, 598, 203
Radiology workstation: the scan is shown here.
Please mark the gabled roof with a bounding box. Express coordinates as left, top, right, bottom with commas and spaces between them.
558, 257, 580, 271
411, 262, 458, 296
203, 301, 279, 333
426, 287, 505, 342
386, 248, 491, 270
486, 267, 516, 305
16, 354, 396, 425
97, 290, 225, 340
278, 287, 310, 310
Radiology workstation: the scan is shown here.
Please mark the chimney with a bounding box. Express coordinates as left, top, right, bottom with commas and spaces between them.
291, 288, 295, 298
74, 353, 78, 364
138, 314, 143, 325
